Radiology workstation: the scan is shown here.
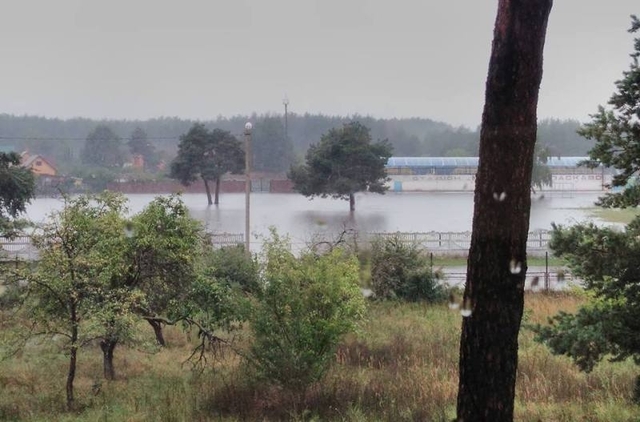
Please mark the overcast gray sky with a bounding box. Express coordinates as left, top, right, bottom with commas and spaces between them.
0, 1, 636, 128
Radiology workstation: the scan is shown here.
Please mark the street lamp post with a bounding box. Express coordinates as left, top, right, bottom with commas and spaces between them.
244, 122, 252, 255
283, 95, 289, 140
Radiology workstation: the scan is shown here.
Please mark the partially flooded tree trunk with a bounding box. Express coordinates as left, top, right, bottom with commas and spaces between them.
100, 339, 118, 380
203, 178, 213, 205
349, 193, 355, 212
147, 318, 166, 347
214, 177, 221, 205
456, 1, 552, 421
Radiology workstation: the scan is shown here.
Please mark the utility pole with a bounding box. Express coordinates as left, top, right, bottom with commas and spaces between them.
283, 95, 289, 140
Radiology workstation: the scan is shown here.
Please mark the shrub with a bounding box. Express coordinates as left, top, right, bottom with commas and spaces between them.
247, 232, 366, 393
370, 235, 445, 302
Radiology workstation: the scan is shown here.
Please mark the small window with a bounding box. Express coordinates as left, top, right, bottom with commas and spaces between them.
35, 160, 42, 166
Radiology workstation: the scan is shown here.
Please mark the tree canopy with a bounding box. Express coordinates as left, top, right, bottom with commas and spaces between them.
128, 127, 158, 171
578, 15, 640, 208
0, 152, 35, 235
170, 123, 245, 205
81, 125, 125, 168
288, 122, 393, 211
534, 17, 640, 396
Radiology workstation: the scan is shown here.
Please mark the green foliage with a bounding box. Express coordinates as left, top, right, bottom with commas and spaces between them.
578, 16, 640, 208
81, 125, 125, 168
0, 152, 35, 236
532, 143, 553, 192
128, 127, 159, 171
170, 124, 244, 186
170, 123, 245, 204
204, 245, 260, 294
288, 122, 393, 208
248, 232, 366, 391
369, 235, 445, 302
534, 219, 640, 372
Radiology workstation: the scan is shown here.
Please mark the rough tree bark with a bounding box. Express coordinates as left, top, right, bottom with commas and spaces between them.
147, 318, 166, 347
456, 1, 553, 421
66, 300, 79, 411
100, 338, 118, 380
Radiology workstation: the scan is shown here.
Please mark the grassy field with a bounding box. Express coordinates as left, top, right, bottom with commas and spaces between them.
591, 207, 640, 224
1, 293, 638, 421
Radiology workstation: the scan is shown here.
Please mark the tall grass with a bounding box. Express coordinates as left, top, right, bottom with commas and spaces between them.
1, 293, 638, 421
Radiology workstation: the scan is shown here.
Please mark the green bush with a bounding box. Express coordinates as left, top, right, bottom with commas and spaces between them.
247, 232, 366, 393
370, 235, 445, 302
205, 245, 260, 294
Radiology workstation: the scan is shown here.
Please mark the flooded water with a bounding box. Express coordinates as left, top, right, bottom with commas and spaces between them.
25, 191, 603, 248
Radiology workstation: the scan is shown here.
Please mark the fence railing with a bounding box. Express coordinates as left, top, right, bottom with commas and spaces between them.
0, 230, 555, 259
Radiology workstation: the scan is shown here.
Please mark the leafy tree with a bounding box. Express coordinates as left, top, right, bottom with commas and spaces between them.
170, 123, 245, 205
531, 143, 553, 193
578, 16, 640, 209
288, 122, 393, 211
17, 193, 131, 409
534, 17, 640, 398
0, 152, 35, 235
247, 231, 365, 398
124, 195, 205, 347
81, 125, 125, 168
370, 235, 445, 302
128, 127, 158, 171
456, 1, 553, 421
534, 221, 640, 373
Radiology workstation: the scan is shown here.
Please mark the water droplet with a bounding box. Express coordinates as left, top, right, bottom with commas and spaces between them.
510, 259, 522, 274
493, 192, 507, 201
460, 298, 473, 317
448, 292, 459, 310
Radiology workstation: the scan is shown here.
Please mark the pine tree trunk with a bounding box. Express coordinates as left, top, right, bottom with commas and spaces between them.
100, 339, 118, 380
456, 1, 553, 421
214, 177, 221, 205
203, 178, 213, 205
349, 193, 355, 212
147, 318, 166, 347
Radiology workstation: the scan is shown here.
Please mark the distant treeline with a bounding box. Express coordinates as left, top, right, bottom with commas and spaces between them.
0, 113, 592, 174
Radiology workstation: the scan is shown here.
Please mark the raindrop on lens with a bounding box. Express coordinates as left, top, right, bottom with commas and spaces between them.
460, 298, 473, 317
493, 192, 507, 201
510, 259, 522, 274
448, 292, 459, 310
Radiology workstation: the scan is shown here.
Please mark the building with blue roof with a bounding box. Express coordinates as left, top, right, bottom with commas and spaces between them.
384, 157, 610, 192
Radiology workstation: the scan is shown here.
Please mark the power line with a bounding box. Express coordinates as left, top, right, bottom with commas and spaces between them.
0, 135, 180, 142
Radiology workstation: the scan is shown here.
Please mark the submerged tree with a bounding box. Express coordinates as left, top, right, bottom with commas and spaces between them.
456, 1, 553, 421
288, 122, 392, 211
170, 124, 245, 205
